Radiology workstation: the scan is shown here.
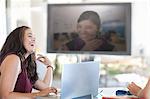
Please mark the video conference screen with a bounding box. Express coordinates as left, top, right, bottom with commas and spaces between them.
47, 3, 131, 55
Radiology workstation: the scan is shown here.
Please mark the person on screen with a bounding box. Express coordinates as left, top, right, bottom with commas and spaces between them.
54, 32, 71, 50
105, 30, 126, 51
61, 11, 114, 51
0, 26, 57, 98
127, 79, 150, 98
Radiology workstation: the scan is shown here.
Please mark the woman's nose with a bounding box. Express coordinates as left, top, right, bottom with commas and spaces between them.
32, 37, 36, 42
80, 28, 86, 34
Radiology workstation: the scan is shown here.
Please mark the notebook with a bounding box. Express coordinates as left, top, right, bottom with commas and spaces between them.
61, 61, 100, 99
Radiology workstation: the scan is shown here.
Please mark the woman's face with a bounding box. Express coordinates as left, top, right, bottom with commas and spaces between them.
77, 20, 98, 42
23, 29, 35, 54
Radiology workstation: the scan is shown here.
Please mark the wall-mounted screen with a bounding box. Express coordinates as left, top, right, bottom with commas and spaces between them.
47, 3, 131, 55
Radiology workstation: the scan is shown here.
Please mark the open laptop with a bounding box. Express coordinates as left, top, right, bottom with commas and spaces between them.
61, 61, 100, 99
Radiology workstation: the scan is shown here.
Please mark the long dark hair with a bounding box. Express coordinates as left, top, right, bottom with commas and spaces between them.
0, 26, 38, 84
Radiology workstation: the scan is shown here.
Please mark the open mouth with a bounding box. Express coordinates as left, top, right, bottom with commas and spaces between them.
30, 44, 34, 47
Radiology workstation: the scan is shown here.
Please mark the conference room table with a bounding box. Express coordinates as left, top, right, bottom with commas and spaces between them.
37, 95, 60, 99
37, 87, 133, 99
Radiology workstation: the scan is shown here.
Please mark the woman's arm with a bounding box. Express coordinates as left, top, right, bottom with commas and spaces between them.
142, 78, 150, 98
34, 55, 58, 93
0, 55, 34, 99
36, 54, 54, 86
2, 87, 56, 99
43, 66, 53, 86
0, 55, 54, 99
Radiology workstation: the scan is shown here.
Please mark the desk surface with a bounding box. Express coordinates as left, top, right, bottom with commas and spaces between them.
37, 87, 128, 99
98, 87, 128, 97
37, 96, 59, 99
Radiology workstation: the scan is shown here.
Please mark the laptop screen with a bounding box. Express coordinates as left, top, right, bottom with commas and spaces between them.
61, 61, 100, 99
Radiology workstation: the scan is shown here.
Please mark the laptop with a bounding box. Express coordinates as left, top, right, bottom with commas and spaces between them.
61, 61, 100, 99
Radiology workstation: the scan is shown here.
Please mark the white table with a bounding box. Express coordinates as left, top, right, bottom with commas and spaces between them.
98, 87, 128, 97
37, 87, 128, 99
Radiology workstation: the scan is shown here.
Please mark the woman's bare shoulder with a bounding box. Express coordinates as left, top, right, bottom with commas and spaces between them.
5, 54, 20, 61
1, 54, 21, 66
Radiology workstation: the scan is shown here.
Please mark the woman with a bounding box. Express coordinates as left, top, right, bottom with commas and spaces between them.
127, 79, 150, 98
0, 26, 57, 99
61, 11, 114, 51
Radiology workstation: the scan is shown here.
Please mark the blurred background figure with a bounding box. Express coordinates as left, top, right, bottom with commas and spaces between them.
105, 30, 126, 51
53, 32, 70, 50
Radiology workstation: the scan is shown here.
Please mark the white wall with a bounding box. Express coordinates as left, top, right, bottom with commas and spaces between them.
8, 0, 31, 33
31, 5, 47, 53
0, 0, 7, 49
131, 0, 150, 56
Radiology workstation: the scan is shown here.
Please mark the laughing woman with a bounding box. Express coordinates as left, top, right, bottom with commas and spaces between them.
0, 26, 57, 99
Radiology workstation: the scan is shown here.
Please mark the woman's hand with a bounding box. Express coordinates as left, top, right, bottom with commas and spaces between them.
81, 39, 102, 51
35, 87, 57, 97
127, 82, 142, 96
37, 54, 51, 66
37, 54, 55, 70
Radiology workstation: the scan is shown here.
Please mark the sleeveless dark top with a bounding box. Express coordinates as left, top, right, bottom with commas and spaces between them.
0, 52, 33, 93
